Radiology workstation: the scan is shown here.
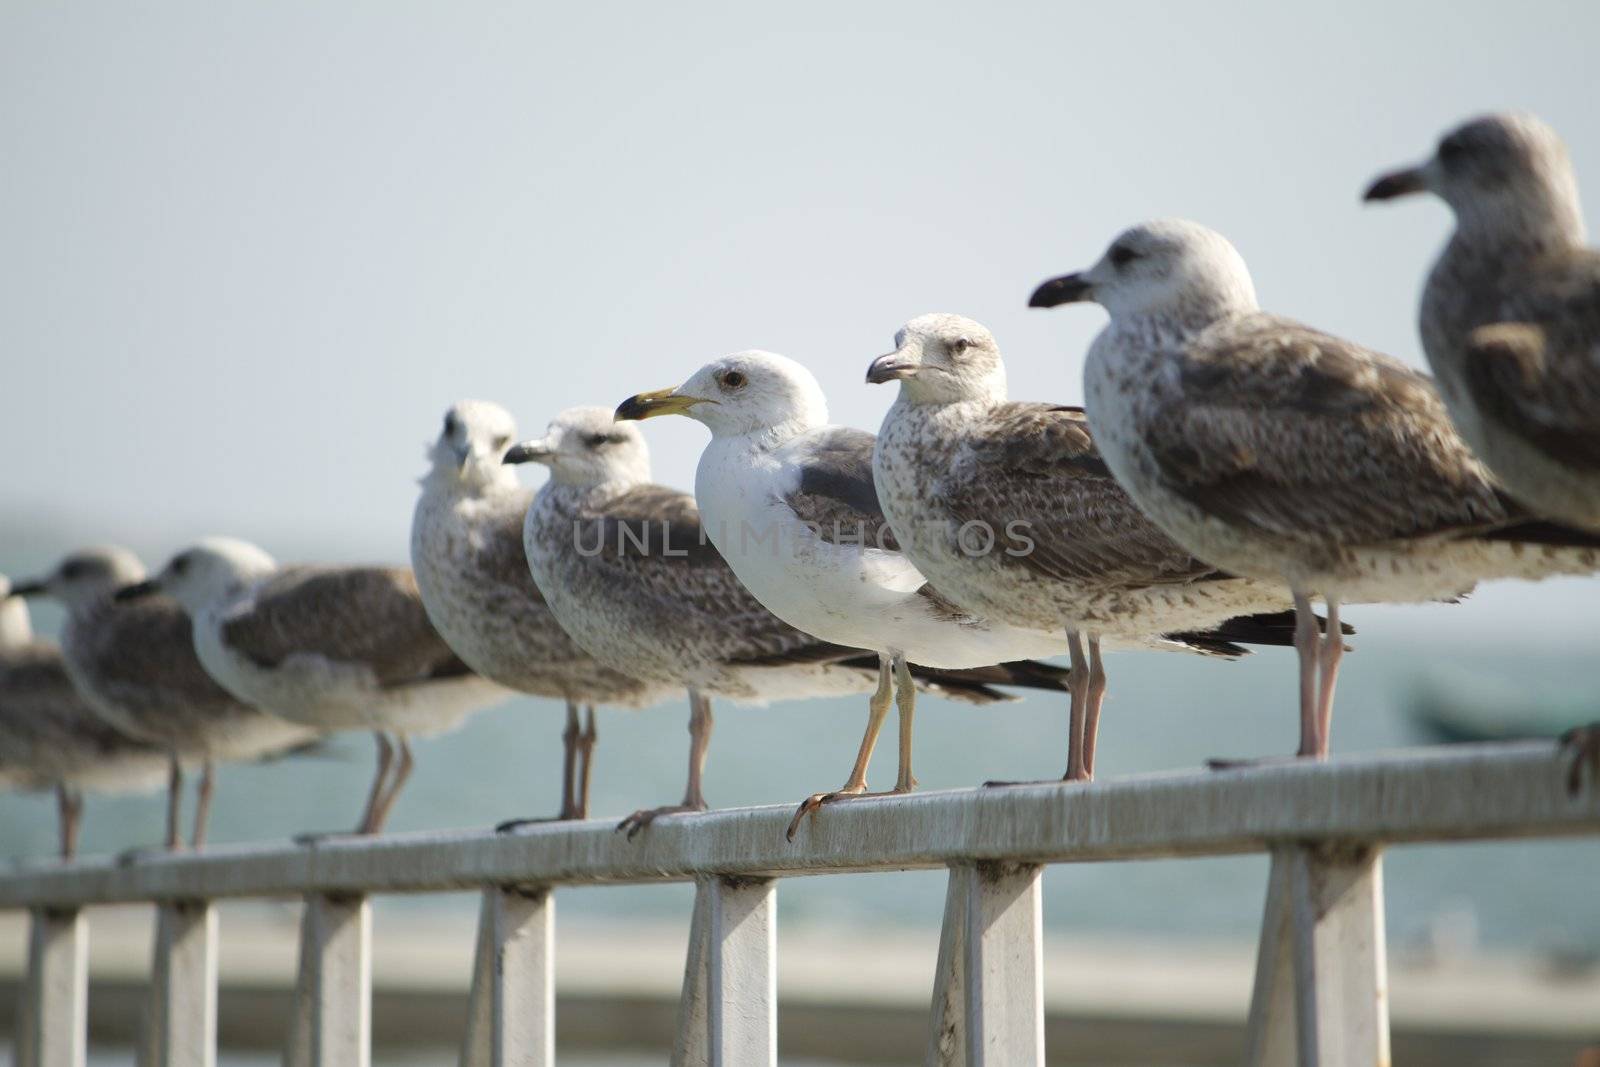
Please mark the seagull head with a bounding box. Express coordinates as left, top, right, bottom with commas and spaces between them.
11, 546, 148, 612
867, 313, 1005, 406
1031, 219, 1258, 327
428, 399, 520, 489
1364, 113, 1584, 244
616, 351, 828, 442
123, 537, 279, 613
504, 406, 652, 488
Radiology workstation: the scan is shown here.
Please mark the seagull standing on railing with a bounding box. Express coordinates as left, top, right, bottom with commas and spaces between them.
123, 538, 509, 836
412, 399, 673, 825
616, 356, 1083, 838
867, 314, 1341, 782
0, 575, 169, 859
507, 407, 1038, 838
1032, 218, 1600, 763
1365, 112, 1600, 532
11, 546, 316, 852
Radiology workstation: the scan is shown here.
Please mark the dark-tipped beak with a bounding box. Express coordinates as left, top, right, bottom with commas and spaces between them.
1028, 273, 1093, 309
614, 388, 707, 422
865, 352, 916, 385
1363, 166, 1427, 202
503, 441, 553, 466
114, 579, 159, 602
7, 578, 46, 598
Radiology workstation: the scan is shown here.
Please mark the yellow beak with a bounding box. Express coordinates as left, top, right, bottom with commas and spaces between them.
614, 387, 712, 421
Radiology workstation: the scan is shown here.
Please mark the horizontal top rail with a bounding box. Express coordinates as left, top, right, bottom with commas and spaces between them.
0, 741, 1593, 908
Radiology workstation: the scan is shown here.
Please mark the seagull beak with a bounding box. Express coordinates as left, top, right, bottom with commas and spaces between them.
503, 438, 554, 466
114, 579, 159, 602
1029, 272, 1093, 308
614, 388, 710, 422
1363, 164, 1428, 202
7, 578, 46, 598
865, 352, 917, 384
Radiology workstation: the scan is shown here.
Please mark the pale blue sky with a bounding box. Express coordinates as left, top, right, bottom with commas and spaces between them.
5, 1, 1599, 640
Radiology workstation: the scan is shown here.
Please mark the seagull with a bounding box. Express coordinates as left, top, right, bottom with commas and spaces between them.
867, 313, 1340, 780
1031, 218, 1600, 762
0, 576, 167, 859
507, 406, 1049, 837
1365, 112, 1600, 531
616, 356, 1076, 836
123, 538, 509, 836
412, 399, 673, 823
12, 547, 316, 851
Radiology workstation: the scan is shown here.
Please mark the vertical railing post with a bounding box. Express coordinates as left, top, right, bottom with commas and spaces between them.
926, 862, 1044, 1067
672, 876, 776, 1067
17, 907, 87, 1067
1244, 844, 1390, 1067
141, 900, 218, 1067
459, 886, 555, 1067
283, 893, 371, 1067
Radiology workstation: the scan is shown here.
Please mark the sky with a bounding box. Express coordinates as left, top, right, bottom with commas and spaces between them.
5, 0, 1600, 641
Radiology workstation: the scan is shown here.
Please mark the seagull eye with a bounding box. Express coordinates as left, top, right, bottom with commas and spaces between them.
60, 561, 85, 580
1108, 245, 1140, 268
1437, 136, 1467, 166
720, 370, 747, 390
172, 556, 190, 576
491, 434, 510, 452
949, 337, 974, 355
584, 433, 611, 448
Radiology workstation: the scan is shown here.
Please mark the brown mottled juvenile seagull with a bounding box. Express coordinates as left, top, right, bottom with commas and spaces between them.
0, 575, 167, 859
1366, 112, 1600, 531
124, 538, 509, 836
13, 547, 316, 851
1032, 218, 1600, 763
412, 399, 673, 825
869, 313, 1340, 782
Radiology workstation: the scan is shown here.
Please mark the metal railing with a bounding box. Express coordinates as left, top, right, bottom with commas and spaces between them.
5, 740, 1597, 1066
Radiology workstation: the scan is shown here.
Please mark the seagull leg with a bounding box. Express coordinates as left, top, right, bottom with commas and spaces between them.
496, 701, 586, 833
116, 752, 183, 864
617, 689, 713, 840
786, 655, 894, 841
1081, 637, 1108, 780
365, 735, 414, 834
1062, 631, 1091, 781
164, 754, 184, 851
1314, 598, 1344, 758
352, 732, 395, 836
57, 786, 83, 862
191, 760, 215, 850
985, 629, 1090, 787
1207, 589, 1323, 770
1293, 590, 1322, 758
558, 702, 581, 818
892, 651, 918, 793
1560, 722, 1600, 797
577, 706, 598, 819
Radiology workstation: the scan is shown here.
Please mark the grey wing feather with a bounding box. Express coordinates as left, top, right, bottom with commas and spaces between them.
1147, 314, 1511, 546
583, 483, 859, 666
1465, 251, 1600, 472
224, 567, 470, 686
942, 402, 1216, 587
782, 427, 901, 550
0, 645, 145, 763
78, 597, 249, 715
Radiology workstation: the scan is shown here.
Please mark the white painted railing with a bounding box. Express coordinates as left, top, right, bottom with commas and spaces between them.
4, 741, 1596, 1066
